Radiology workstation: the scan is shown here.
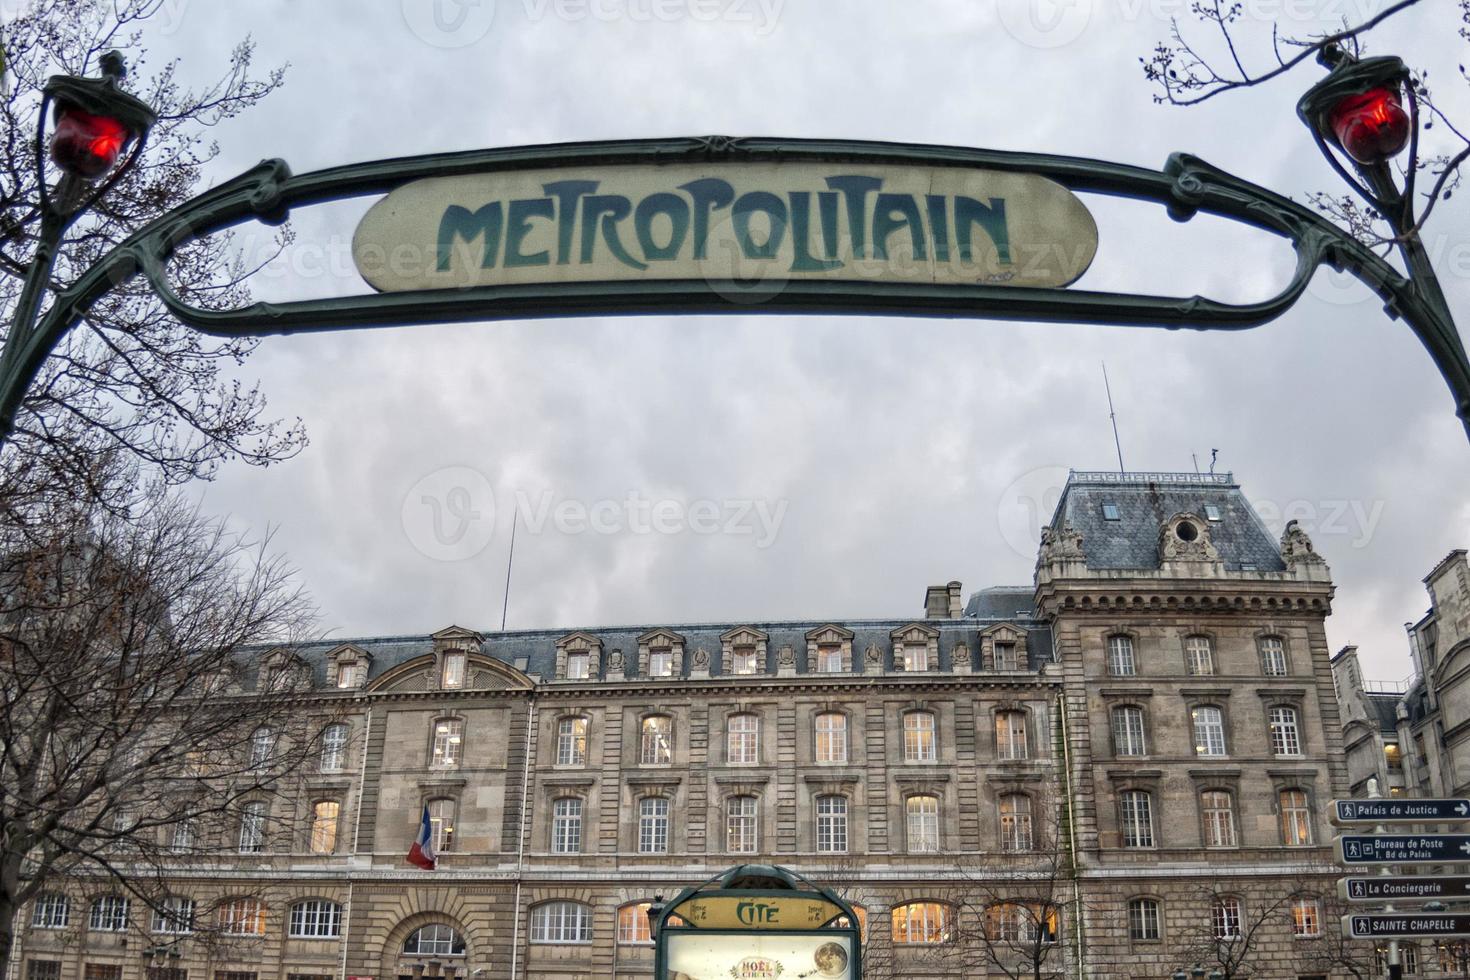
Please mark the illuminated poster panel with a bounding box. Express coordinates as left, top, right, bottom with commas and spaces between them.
667, 932, 853, 979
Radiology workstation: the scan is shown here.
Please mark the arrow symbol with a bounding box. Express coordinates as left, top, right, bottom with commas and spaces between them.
1457, 803, 1468, 816
1458, 842, 1470, 856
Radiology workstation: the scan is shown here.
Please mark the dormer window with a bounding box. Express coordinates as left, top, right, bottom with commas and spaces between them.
566, 651, 590, 680
732, 645, 759, 675
903, 644, 930, 672
648, 648, 673, 678
335, 664, 361, 689
1204, 504, 1222, 521
993, 642, 1019, 672
441, 652, 466, 689
1102, 503, 1121, 521
816, 645, 843, 673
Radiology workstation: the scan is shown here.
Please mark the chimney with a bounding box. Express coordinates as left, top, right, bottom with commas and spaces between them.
924, 585, 949, 619
947, 581, 963, 619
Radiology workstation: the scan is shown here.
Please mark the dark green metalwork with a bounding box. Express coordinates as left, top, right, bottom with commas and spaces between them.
652, 864, 862, 980
2, 132, 1468, 445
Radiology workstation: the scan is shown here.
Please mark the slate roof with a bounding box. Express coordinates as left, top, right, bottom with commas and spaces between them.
1048, 470, 1286, 573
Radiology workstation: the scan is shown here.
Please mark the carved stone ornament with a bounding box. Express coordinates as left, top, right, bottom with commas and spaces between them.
693, 647, 709, 667
1280, 519, 1326, 566
1039, 521, 1085, 562
865, 644, 882, 664
1158, 513, 1220, 563
608, 650, 625, 669
778, 645, 796, 666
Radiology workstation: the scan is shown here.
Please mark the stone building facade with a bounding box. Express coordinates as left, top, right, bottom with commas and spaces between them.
11, 472, 1351, 980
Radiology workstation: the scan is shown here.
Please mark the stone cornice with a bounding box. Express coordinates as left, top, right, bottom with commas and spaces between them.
1034, 577, 1334, 618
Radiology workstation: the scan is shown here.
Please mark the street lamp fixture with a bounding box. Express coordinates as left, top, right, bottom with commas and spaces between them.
42, 50, 154, 184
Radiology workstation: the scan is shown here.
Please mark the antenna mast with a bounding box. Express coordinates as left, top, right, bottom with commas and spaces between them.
500, 504, 518, 631
1101, 362, 1126, 474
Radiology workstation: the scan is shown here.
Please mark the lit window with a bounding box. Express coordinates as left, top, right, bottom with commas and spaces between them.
552, 798, 583, 854
29, 904, 68, 935
985, 903, 1057, 944
88, 896, 128, 932
816, 645, 843, 673
218, 898, 266, 936
1385, 742, 1403, 771
731, 645, 759, 674
336, 662, 363, 689
150, 896, 194, 934
1259, 636, 1288, 676
727, 796, 758, 854
320, 723, 348, 772
906, 795, 940, 852
1127, 898, 1160, 941
289, 900, 342, 938
891, 903, 950, 944
1291, 897, 1321, 937
641, 716, 672, 765
999, 794, 1034, 852
617, 903, 654, 945
903, 711, 937, 763
993, 642, 1019, 671
1112, 706, 1147, 756
638, 798, 669, 854
1212, 897, 1242, 940
250, 727, 274, 767
1101, 503, 1120, 520
1120, 791, 1154, 848
557, 717, 587, 766
1270, 707, 1302, 756
565, 651, 590, 680
431, 718, 464, 769
903, 643, 930, 672
1200, 790, 1237, 847
728, 713, 759, 765
1185, 636, 1214, 676
238, 801, 267, 853
441, 652, 466, 688
1107, 635, 1135, 676
310, 801, 339, 854
648, 648, 673, 677
816, 795, 848, 853
1191, 706, 1227, 757
428, 797, 455, 853
996, 711, 1028, 760
1280, 789, 1313, 845
403, 923, 465, 955
530, 902, 593, 944
815, 712, 848, 764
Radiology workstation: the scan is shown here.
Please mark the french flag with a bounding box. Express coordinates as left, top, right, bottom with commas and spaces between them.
407, 804, 437, 870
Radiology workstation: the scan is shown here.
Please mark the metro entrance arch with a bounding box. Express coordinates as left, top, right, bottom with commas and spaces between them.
4, 49, 1468, 449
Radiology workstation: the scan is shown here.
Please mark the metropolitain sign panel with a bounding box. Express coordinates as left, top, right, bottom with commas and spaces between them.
351, 163, 1098, 293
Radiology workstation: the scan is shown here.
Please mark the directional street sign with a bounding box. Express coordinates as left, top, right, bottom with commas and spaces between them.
1343, 913, 1470, 939
1331, 798, 1470, 825
1339, 876, 1470, 902
1335, 834, 1470, 864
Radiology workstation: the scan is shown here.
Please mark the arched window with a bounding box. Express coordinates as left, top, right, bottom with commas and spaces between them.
638, 798, 670, 854
617, 903, 654, 945
726, 795, 758, 854
891, 902, 950, 944
441, 651, 466, 688
238, 800, 267, 853
310, 800, 340, 854
906, 795, 940, 852
30, 893, 69, 929
903, 711, 937, 763
1112, 705, 1147, 756
250, 726, 274, 767
88, 895, 128, 932
431, 718, 464, 769
816, 795, 848, 853
728, 713, 759, 765
552, 798, 583, 854
999, 794, 1034, 852
1279, 788, 1313, 845
1120, 790, 1154, 848
320, 723, 348, 772
1127, 898, 1161, 941
150, 896, 194, 934
1291, 896, 1321, 937
404, 923, 465, 955
985, 903, 1057, 944
1191, 706, 1227, 757
1269, 707, 1302, 756
557, 717, 587, 767
1200, 790, 1237, 847
996, 710, 1028, 760
815, 712, 848, 764
1212, 897, 1242, 939
289, 900, 342, 938
530, 902, 592, 944
835, 905, 868, 941
218, 897, 266, 935
427, 797, 456, 853
1107, 635, 1136, 676
1259, 636, 1288, 676
641, 716, 672, 765
1185, 635, 1214, 676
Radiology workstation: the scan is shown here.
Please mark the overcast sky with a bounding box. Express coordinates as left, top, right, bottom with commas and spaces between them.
129, 0, 1470, 682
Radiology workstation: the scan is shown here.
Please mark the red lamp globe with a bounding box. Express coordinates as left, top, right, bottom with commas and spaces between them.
49, 105, 134, 180
1327, 86, 1411, 165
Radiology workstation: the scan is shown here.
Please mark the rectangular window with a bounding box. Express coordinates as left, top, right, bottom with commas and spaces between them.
1112, 706, 1147, 756
565, 651, 590, 679
1201, 791, 1237, 847
1204, 504, 1222, 521
552, 798, 583, 854
1385, 742, 1403, 771
1259, 636, 1288, 676
1191, 706, 1227, 757
428, 798, 455, 853
726, 797, 758, 854
816, 645, 843, 673
1127, 900, 1160, 941
431, 718, 464, 768
1213, 899, 1242, 940
441, 652, 465, 688
731, 645, 758, 674
816, 796, 848, 853
1185, 636, 1214, 676
727, 714, 759, 765
290, 900, 342, 938
1120, 791, 1154, 848
215, 972, 258, 980
89, 896, 128, 932
999, 795, 1034, 852
993, 642, 1019, 671
27, 964, 61, 980
902, 644, 929, 672
218, 900, 266, 936
641, 717, 673, 765
84, 967, 122, 980
815, 713, 847, 764
151, 898, 195, 934
238, 801, 267, 853
1270, 707, 1303, 756
31, 895, 69, 929
1107, 635, 1136, 676
906, 796, 940, 852
1291, 898, 1321, 937
557, 717, 588, 766
310, 801, 339, 854
903, 712, 937, 763
648, 649, 673, 677
996, 712, 1029, 760
638, 798, 669, 854
147, 970, 187, 980
335, 663, 361, 689
1280, 789, 1313, 845
1102, 503, 1120, 520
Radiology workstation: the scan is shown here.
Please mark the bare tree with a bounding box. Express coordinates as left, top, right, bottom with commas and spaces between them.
0, 0, 305, 516
1300, 895, 1377, 980
1169, 882, 1312, 979
0, 481, 323, 976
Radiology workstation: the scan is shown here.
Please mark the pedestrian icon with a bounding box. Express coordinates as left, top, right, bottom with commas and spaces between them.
1351, 881, 1365, 898
1347, 840, 1362, 859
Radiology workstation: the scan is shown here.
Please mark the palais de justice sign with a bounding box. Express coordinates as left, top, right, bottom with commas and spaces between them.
351, 162, 1098, 293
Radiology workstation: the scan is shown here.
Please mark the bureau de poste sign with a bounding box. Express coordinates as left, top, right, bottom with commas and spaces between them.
351, 162, 1098, 293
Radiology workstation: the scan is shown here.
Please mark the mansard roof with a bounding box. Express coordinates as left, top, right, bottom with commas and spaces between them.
1047, 470, 1286, 573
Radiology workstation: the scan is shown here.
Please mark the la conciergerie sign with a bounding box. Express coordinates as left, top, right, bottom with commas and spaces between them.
352, 162, 1098, 293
